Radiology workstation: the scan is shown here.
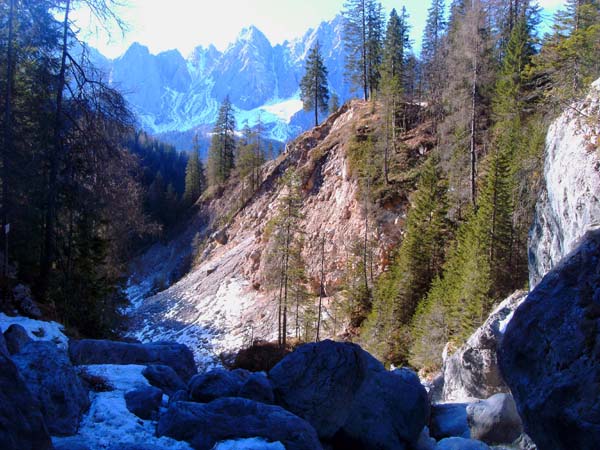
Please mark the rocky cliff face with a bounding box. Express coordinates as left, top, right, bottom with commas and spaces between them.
126, 100, 430, 368
528, 78, 600, 287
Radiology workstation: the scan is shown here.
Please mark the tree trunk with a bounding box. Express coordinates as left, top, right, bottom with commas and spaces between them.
41, 0, 71, 297
2, 0, 16, 291
361, 0, 368, 100
316, 236, 325, 341
469, 34, 478, 209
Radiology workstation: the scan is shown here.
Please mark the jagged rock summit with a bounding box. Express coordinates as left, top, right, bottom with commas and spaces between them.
94, 15, 349, 147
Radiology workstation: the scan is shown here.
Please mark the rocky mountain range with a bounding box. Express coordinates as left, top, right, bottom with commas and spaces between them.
90, 15, 350, 153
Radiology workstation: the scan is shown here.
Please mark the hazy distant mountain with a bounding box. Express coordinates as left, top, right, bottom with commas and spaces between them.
92, 15, 350, 152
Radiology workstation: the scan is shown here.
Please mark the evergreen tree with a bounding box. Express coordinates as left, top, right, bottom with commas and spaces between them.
421, 0, 447, 126
380, 7, 412, 182
207, 96, 236, 187
263, 170, 304, 348
534, 0, 600, 106
343, 0, 385, 100
300, 42, 329, 127
183, 134, 204, 205
363, 154, 448, 364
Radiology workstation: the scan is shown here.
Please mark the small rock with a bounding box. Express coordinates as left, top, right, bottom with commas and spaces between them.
124, 386, 163, 420
414, 426, 437, 450
188, 368, 249, 402
0, 328, 8, 357
212, 229, 228, 245
436, 437, 491, 450
13, 284, 42, 319
238, 372, 274, 404
12, 341, 90, 436
4, 323, 32, 355
430, 403, 470, 440
168, 389, 189, 406
157, 398, 322, 450
142, 364, 186, 396
466, 394, 522, 445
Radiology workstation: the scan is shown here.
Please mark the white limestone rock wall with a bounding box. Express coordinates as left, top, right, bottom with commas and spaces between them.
528, 78, 600, 288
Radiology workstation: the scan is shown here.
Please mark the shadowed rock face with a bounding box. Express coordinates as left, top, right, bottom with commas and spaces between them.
157, 398, 323, 450
500, 229, 600, 450
269, 340, 429, 450
528, 78, 600, 288
0, 352, 53, 450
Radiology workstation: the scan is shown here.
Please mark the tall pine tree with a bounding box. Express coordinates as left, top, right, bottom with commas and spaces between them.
300, 41, 330, 127
183, 134, 204, 205
207, 96, 236, 187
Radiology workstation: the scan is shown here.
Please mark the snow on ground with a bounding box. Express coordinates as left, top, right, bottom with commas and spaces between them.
130, 276, 258, 371
52, 364, 192, 450
214, 438, 285, 450
0, 312, 68, 350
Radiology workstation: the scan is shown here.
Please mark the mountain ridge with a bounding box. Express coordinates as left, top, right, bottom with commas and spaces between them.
91, 15, 350, 152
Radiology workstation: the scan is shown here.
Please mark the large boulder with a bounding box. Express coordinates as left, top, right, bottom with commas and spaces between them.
430, 403, 470, 440
335, 368, 429, 450
157, 398, 322, 450
4, 323, 32, 355
68, 339, 196, 381
269, 340, 429, 449
188, 368, 249, 402
500, 229, 600, 449
466, 393, 522, 445
442, 291, 527, 402
238, 372, 275, 404
142, 364, 186, 396
124, 386, 163, 420
13, 341, 90, 436
0, 352, 53, 449
269, 340, 384, 440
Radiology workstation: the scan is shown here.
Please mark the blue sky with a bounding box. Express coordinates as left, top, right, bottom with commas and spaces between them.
72, 0, 567, 59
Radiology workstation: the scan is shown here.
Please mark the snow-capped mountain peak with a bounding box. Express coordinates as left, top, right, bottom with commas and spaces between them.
92, 16, 351, 151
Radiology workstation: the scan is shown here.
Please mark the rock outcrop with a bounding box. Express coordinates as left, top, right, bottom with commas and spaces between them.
466, 393, 522, 445
68, 339, 197, 381
500, 229, 600, 449
13, 341, 90, 436
0, 352, 53, 450
142, 365, 186, 397
528, 78, 600, 287
442, 291, 527, 402
124, 386, 163, 420
188, 368, 250, 402
157, 398, 323, 450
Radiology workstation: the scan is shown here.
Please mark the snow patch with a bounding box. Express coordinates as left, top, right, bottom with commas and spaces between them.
498, 310, 515, 335
53, 364, 191, 450
214, 438, 285, 450
0, 312, 68, 350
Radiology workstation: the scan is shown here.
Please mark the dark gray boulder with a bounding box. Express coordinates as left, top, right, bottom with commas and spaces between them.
436, 437, 490, 450
188, 368, 249, 403
53, 437, 91, 450
269, 340, 384, 440
157, 398, 322, 450
68, 339, 196, 381
430, 403, 470, 440
0, 327, 8, 357
13, 341, 89, 436
142, 364, 186, 396
168, 390, 189, 406
499, 229, 600, 450
4, 323, 32, 355
238, 372, 275, 404
335, 368, 429, 450
467, 394, 522, 445
0, 352, 53, 450
13, 284, 42, 319
124, 386, 163, 420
